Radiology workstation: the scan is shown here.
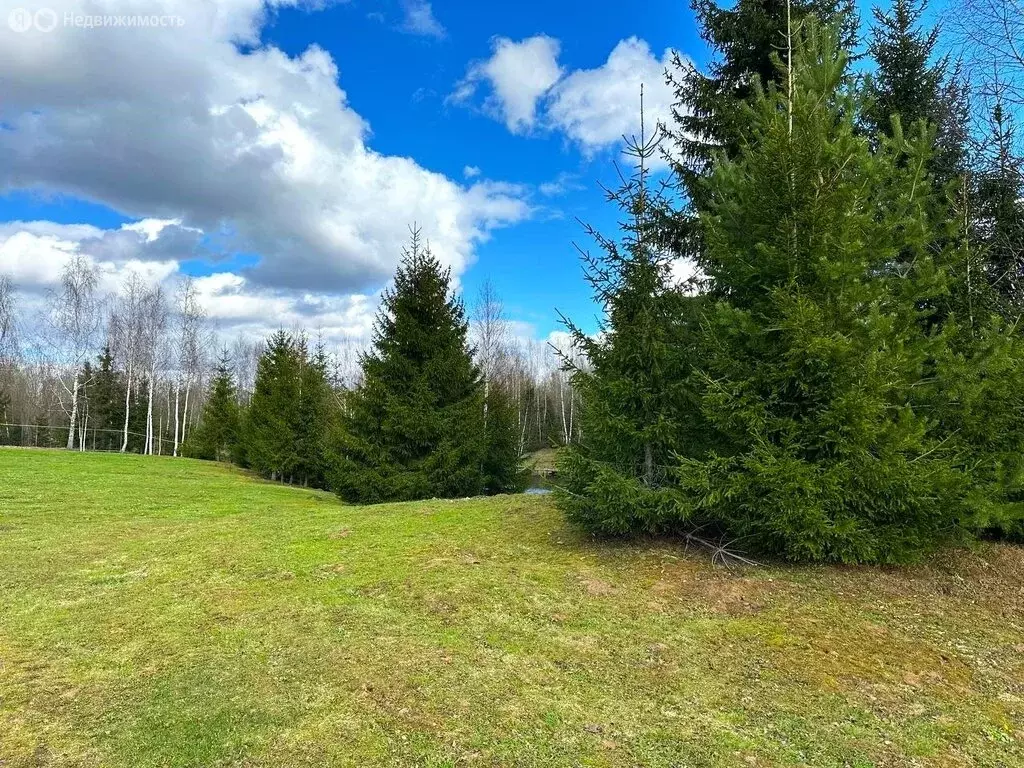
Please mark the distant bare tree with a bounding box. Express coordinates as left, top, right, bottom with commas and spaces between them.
471, 279, 512, 428
949, 0, 1024, 115
173, 278, 205, 456
0, 275, 17, 364
43, 255, 104, 450
140, 286, 169, 455
230, 334, 264, 404
111, 274, 147, 452
0, 276, 18, 441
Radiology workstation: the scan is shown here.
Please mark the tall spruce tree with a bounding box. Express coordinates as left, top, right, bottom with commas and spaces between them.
668, 22, 1021, 562
481, 383, 529, 494
556, 113, 707, 534
294, 336, 336, 488
668, 0, 857, 210
184, 350, 240, 463
864, 0, 967, 188
245, 331, 301, 481
90, 345, 123, 451
334, 230, 488, 503
975, 100, 1024, 306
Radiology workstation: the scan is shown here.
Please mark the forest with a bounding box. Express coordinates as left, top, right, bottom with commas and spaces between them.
3, 0, 1024, 564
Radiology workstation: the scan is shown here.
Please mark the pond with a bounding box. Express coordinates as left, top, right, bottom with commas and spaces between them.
524, 471, 554, 495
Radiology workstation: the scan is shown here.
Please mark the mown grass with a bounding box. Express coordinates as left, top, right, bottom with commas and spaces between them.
525, 448, 560, 474
0, 448, 1021, 767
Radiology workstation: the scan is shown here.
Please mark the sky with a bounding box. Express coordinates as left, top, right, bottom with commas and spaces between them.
0, 0, 885, 350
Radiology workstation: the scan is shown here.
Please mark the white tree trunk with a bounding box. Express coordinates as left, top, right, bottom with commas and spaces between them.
182, 381, 191, 442
121, 362, 133, 453
145, 371, 155, 455
66, 372, 80, 450
558, 375, 569, 446
79, 405, 88, 452
173, 381, 180, 457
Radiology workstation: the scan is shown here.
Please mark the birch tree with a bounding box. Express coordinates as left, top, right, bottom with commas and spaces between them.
141, 286, 169, 455
174, 278, 204, 456
111, 274, 147, 452
45, 255, 103, 450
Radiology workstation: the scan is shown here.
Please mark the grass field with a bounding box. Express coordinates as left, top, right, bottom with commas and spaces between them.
1, 448, 1022, 767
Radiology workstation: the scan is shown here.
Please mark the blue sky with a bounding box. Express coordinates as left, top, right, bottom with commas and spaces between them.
0, 0, 894, 346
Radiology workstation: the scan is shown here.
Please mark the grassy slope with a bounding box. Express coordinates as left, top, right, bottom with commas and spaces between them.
0, 449, 1021, 768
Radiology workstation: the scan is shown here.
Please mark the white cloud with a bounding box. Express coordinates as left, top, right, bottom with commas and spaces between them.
451, 35, 563, 133
0, 0, 529, 295
452, 35, 680, 156
463, 165, 481, 179
538, 172, 584, 197
0, 222, 180, 300
0, 218, 379, 346
400, 0, 445, 38
547, 37, 676, 154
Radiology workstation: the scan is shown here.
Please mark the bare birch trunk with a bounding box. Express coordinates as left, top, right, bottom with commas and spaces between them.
182, 381, 191, 442
66, 372, 79, 450
145, 371, 155, 455
121, 359, 133, 452
173, 381, 180, 456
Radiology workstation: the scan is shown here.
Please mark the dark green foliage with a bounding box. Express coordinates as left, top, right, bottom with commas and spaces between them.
556, 122, 708, 535
864, 0, 967, 188
481, 384, 529, 494
561, 22, 1024, 562
89, 345, 124, 451
184, 351, 240, 463
294, 338, 337, 488
668, 0, 857, 209
974, 101, 1024, 307
921, 317, 1024, 539
245, 331, 302, 482
674, 25, 975, 563
334, 230, 489, 503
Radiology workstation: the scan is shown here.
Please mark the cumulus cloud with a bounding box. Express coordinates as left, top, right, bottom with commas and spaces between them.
547, 38, 676, 153
399, 0, 445, 38
0, 219, 379, 344
450, 35, 563, 133
452, 35, 680, 156
0, 0, 530, 296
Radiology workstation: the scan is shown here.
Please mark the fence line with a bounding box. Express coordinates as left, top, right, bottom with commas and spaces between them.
0, 423, 161, 454
0, 423, 148, 439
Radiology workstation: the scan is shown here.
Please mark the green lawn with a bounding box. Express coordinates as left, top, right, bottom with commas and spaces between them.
0, 449, 1021, 767
525, 448, 560, 474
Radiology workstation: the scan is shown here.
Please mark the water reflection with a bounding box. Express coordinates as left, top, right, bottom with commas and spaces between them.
524, 471, 554, 495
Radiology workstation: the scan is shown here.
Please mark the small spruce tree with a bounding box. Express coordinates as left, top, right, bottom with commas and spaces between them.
975, 101, 1024, 307
244, 331, 301, 481
91, 345, 124, 451
481, 383, 529, 494
294, 336, 337, 488
556, 106, 706, 535
184, 350, 241, 462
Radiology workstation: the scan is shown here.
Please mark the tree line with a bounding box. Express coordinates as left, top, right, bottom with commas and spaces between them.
0, 244, 583, 482
557, 0, 1024, 563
